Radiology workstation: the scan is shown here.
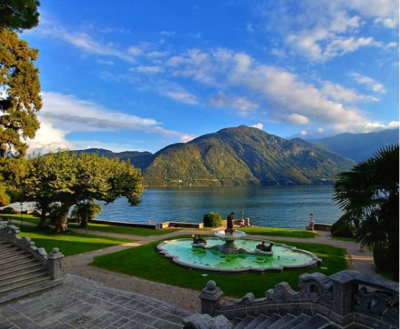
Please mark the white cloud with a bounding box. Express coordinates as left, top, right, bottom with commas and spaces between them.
257, 0, 398, 61
350, 73, 386, 93
317, 128, 324, 133
163, 91, 198, 104
96, 59, 114, 66
251, 123, 264, 130
321, 82, 379, 103
208, 92, 258, 115
283, 114, 310, 125
28, 92, 193, 153
131, 66, 164, 74
301, 130, 308, 136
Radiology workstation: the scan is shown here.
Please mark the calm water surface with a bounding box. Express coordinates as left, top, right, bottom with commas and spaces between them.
97, 186, 342, 229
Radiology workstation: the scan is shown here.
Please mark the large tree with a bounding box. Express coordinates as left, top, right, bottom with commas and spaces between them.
23, 151, 144, 230
333, 145, 399, 281
0, 0, 40, 31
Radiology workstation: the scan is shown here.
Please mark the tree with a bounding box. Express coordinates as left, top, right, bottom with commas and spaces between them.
22, 150, 144, 230
0, 0, 40, 31
70, 199, 102, 227
333, 145, 399, 281
0, 28, 42, 159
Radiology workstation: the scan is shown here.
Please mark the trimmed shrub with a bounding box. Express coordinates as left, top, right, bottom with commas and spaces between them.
203, 212, 222, 228
2, 207, 14, 214
331, 215, 354, 238
373, 244, 393, 273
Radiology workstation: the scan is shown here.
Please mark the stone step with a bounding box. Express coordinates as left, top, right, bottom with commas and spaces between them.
0, 262, 43, 277
255, 314, 282, 329
279, 314, 310, 329
243, 314, 268, 329
235, 316, 256, 329
0, 271, 49, 291
0, 257, 36, 271
0, 278, 63, 305
291, 315, 329, 329
0, 249, 26, 260
0, 253, 32, 265
0, 266, 47, 283
268, 314, 296, 329
231, 318, 243, 328
0, 274, 51, 295
0, 245, 17, 254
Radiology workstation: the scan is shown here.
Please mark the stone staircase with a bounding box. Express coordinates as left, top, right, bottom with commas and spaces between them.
0, 241, 61, 304
229, 313, 340, 329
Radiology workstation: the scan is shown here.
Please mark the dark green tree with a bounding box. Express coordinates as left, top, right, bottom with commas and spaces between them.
23, 150, 144, 230
0, 0, 40, 31
70, 199, 102, 227
333, 145, 399, 281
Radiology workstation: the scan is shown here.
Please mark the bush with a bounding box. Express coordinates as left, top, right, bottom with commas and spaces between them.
203, 212, 222, 228
2, 207, 14, 214
331, 215, 354, 238
373, 244, 394, 273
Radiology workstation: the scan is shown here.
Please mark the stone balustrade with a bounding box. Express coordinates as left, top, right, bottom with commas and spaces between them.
0, 223, 64, 280
198, 270, 399, 328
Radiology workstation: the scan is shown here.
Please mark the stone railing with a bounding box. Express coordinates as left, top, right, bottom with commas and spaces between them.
196, 270, 399, 328
0, 222, 64, 280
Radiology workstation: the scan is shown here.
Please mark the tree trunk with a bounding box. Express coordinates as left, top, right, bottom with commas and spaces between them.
36, 205, 48, 229
54, 203, 70, 232
389, 241, 399, 282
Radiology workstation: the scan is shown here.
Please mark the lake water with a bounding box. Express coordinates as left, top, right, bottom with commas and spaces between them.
96, 186, 342, 229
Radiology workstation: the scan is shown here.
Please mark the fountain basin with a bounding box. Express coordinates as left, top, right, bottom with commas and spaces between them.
157, 238, 322, 273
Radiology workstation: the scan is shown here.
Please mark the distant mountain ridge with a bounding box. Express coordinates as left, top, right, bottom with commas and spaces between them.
75, 126, 356, 187
310, 128, 399, 162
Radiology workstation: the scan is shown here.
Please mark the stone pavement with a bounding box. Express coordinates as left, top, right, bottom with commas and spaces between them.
0, 275, 193, 329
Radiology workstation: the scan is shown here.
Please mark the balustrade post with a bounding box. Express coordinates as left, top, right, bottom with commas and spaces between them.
199, 281, 224, 316
330, 271, 356, 326
47, 247, 65, 280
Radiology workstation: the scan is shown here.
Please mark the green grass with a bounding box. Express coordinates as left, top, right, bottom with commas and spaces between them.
67, 222, 180, 237
16, 225, 131, 257
0, 214, 180, 237
240, 226, 317, 238
92, 235, 348, 298
331, 236, 357, 242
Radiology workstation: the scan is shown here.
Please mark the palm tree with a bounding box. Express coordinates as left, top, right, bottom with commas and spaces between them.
333, 145, 399, 281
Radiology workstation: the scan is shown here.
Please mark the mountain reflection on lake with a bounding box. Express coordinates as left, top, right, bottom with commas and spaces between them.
97, 186, 342, 229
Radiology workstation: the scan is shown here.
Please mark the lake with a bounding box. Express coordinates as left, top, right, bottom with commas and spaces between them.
96, 186, 342, 229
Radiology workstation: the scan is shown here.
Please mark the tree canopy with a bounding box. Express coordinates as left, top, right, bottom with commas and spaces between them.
333, 145, 399, 280
0, 0, 40, 31
22, 151, 144, 229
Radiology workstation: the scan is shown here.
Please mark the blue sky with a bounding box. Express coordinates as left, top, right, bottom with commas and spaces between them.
22, 0, 399, 153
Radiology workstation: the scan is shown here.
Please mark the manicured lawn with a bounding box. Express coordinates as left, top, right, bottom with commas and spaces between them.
68, 222, 180, 237
92, 235, 348, 298
16, 225, 131, 257
240, 226, 317, 238
0, 214, 180, 237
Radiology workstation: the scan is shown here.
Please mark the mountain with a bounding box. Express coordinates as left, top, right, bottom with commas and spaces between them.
143, 126, 355, 187
74, 148, 153, 170
310, 129, 399, 162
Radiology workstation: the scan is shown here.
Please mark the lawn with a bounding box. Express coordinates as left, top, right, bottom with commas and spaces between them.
0, 214, 180, 237
92, 235, 348, 298
240, 226, 317, 238
15, 225, 131, 257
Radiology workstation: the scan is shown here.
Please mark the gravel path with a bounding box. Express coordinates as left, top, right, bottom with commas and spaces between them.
61, 227, 375, 313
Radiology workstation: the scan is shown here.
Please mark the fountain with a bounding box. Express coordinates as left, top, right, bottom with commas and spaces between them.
157, 230, 322, 273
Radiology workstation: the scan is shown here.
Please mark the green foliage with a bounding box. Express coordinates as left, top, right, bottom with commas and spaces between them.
331, 215, 354, 238
0, 0, 40, 31
22, 150, 144, 229
333, 145, 399, 281
2, 206, 13, 213
70, 199, 102, 226
0, 28, 42, 159
373, 244, 394, 274
203, 212, 222, 228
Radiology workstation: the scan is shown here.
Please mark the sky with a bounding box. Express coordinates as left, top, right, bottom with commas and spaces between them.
21, 0, 399, 154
